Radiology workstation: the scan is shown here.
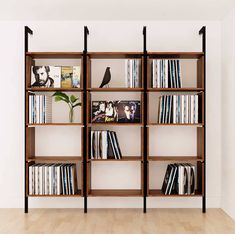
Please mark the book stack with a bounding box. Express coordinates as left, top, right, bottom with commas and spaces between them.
161, 163, 196, 195
90, 130, 122, 159
158, 94, 199, 124
125, 59, 141, 88
29, 95, 52, 124
151, 59, 181, 88
31, 66, 80, 88
29, 163, 78, 195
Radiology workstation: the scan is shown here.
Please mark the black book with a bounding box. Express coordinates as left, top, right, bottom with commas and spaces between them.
168, 164, 177, 195
107, 131, 116, 159
162, 164, 173, 195
112, 131, 122, 159
170, 164, 179, 194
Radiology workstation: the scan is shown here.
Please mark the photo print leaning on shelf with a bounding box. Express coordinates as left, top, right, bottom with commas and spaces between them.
92, 101, 117, 123
31, 66, 61, 88
116, 101, 141, 123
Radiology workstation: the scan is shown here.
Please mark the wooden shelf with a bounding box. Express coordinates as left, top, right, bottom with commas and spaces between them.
87, 52, 143, 59
88, 189, 142, 197
88, 156, 142, 161
87, 88, 144, 92
89, 123, 143, 126
27, 123, 83, 127
27, 156, 82, 163
148, 52, 204, 59
148, 189, 202, 197
148, 156, 203, 162
27, 88, 83, 92
26, 52, 83, 59
147, 88, 204, 92
28, 191, 82, 197
147, 123, 204, 127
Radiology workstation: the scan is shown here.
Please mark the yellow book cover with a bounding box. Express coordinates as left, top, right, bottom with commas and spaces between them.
61, 66, 73, 88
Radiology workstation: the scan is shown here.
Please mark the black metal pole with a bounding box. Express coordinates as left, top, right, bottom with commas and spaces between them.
83, 26, 89, 213
199, 26, 206, 213
24, 26, 33, 213
143, 26, 147, 213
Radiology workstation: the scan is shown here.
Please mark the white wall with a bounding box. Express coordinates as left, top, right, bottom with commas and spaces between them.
0, 21, 221, 208
221, 9, 235, 219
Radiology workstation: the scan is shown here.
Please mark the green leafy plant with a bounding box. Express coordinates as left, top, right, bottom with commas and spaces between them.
53, 91, 81, 123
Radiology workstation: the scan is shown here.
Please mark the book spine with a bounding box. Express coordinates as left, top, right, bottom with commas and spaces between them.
194, 95, 198, 124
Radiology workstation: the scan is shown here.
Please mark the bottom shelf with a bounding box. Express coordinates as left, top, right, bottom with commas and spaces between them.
28, 190, 82, 197
88, 189, 143, 197
148, 189, 202, 197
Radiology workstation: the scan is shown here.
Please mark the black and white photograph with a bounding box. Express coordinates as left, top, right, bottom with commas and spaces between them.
116, 100, 141, 123
31, 66, 61, 88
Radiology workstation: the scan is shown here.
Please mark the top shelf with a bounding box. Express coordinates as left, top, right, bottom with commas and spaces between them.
25, 51, 204, 59
87, 52, 143, 59
26, 52, 83, 59
148, 52, 204, 59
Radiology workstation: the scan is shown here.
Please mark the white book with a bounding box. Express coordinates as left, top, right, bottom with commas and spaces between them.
102, 131, 108, 159
195, 95, 198, 124
190, 95, 195, 123
157, 60, 161, 88
29, 165, 33, 195
173, 95, 177, 124
125, 60, 130, 88
29, 96, 32, 124
34, 164, 39, 195
130, 60, 133, 88
158, 96, 163, 123
39, 164, 44, 195
152, 60, 156, 88
178, 165, 185, 195
45, 96, 52, 123
164, 60, 168, 88
56, 165, 61, 195
44, 165, 49, 195
168, 95, 173, 123
177, 60, 182, 88
185, 95, 189, 123
90, 131, 94, 159
49, 165, 53, 195
181, 95, 185, 124
177, 95, 181, 123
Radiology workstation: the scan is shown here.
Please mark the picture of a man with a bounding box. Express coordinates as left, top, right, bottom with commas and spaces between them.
31, 66, 54, 88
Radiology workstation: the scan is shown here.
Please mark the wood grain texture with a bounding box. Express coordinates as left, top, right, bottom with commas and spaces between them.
0, 209, 234, 234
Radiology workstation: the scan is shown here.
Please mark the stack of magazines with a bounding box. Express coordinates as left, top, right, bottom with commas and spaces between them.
161, 163, 196, 195
158, 94, 199, 124
90, 130, 122, 159
151, 59, 181, 88
29, 94, 52, 124
29, 163, 78, 195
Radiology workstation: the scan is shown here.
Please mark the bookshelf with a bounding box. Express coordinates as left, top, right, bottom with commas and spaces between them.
24, 26, 206, 214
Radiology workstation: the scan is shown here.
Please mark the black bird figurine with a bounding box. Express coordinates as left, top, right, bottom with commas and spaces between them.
99, 67, 111, 88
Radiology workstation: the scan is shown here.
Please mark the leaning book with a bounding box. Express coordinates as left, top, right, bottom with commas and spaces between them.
31, 66, 61, 88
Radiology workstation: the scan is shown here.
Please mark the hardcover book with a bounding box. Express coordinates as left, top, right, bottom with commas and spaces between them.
61, 66, 73, 88
72, 66, 81, 88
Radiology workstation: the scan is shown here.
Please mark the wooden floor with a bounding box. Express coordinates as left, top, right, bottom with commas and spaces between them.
0, 209, 235, 234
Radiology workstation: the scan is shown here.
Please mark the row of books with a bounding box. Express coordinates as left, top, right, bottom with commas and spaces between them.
31, 66, 80, 88
91, 130, 122, 159
162, 163, 196, 195
125, 59, 141, 88
152, 59, 182, 88
158, 95, 199, 124
29, 163, 78, 195
29, 95, 52, 124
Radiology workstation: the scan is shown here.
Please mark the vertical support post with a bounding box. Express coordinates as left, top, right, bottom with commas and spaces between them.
24, 26, 33, 214
83, 26, 89, 213
199, 26, 206, 213
143, 26, 147, 213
